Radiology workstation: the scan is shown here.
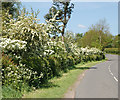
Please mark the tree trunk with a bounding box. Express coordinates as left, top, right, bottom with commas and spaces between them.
61, 3, 67, 42
62, 26, 65, 42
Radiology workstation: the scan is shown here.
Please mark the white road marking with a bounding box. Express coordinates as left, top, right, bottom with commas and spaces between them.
114, 77, 118, 82
108, 63, 118, 82
111, 73, 113, 76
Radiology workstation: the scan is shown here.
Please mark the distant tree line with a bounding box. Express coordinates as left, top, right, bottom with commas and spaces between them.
68, 19, 119, 51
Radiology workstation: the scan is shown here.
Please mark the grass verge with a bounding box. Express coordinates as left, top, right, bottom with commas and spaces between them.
105, 53, 120, 55
23, 59, 106, 98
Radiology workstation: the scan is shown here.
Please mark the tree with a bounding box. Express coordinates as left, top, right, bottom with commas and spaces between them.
75, 33, 83, 47
44, 0, 74, 41
80, 31, 100, 48
89, 19, 110, 45
2, 1, 21, 20
81, 19, 113, 50
112, 34, 120, 48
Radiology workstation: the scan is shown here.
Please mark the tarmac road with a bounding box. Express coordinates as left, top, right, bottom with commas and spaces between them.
75, 54, 118, 98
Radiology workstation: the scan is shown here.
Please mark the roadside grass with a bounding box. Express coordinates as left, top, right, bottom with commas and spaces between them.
105, 53, 120, 55
23, 59, 106, 98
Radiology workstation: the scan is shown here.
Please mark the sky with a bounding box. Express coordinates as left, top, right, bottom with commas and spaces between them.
21, 1, 118, 36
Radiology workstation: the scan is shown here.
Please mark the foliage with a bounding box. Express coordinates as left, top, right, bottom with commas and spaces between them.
21, 56, 51, 83
75, 33, 83, 47
44, 0, 74, 41
48, 55, 61, 76
2, 1, 21, 21
77, 19, 114, 50
1, 6, 105, 98
104, 48, 120, 54
2, 54, 43, 91
112, 34, 120, 48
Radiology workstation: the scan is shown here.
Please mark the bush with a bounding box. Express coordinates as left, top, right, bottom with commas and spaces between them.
104, 48, 119, 54
21, 56, 51, 83
2, 54, 43, 90
60, 55, 69, 72
73, 55, 80, 65
48, 55, 61, 77
67, 56, 75, 66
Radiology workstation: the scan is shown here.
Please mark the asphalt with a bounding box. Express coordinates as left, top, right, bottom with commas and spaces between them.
75, 54, 118, 98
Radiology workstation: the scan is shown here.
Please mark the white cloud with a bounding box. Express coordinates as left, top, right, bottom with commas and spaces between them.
78, 24, 86, 29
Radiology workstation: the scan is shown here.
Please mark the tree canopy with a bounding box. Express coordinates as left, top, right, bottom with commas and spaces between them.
76, 19, 114, 50
2, 1, 21, 19
44, 0, 74, 41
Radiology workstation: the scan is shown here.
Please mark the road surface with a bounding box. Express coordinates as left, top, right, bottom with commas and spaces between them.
75, 54, 118, 98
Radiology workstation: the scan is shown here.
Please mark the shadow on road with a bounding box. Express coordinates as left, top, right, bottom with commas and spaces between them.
68, 65, 97, 70
107, 59, 114, 61
74, 67, 97, 70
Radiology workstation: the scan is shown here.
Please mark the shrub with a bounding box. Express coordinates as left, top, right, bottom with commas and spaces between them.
67, 56, 75, 66
73, 55, 80, 65
48, 55, 61, 77
21, 56, 51, 83
61, 56, 68, 70
2, 54, 43, 90
104, 48, 119, 54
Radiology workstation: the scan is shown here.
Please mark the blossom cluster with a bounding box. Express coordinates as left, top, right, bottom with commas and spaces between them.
0, 38, 27, 50
80, 47, 103, 55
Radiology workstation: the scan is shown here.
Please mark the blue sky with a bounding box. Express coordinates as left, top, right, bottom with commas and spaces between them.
21, 2, 118, 36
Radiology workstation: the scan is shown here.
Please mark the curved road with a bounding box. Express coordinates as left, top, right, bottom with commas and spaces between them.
75, 54, 118, 98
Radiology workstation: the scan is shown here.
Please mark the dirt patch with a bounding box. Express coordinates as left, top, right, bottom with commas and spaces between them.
63, 70, 87, 98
